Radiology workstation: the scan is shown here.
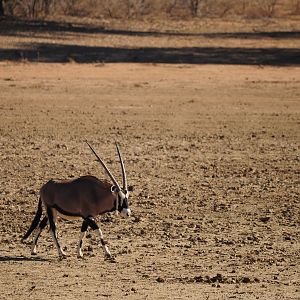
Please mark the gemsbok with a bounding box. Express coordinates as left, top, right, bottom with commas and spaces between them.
22, 141, 133, 260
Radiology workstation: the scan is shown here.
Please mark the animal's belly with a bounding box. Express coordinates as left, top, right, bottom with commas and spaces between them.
51, 205, 82, 220
56, 210, 82, 221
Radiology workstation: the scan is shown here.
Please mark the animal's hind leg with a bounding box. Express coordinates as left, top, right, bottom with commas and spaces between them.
31, 216, 48, 255
46, 207, 66, 258
77, 220, 88, 258
85, 217, 112, 260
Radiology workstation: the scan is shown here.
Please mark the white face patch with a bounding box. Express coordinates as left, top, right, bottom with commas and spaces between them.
118, 191, 127, 200
120, 208, 131, 217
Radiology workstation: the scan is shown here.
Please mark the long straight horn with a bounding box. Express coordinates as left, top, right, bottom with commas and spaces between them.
115, 142, 127, 190
86, 141, 121, 191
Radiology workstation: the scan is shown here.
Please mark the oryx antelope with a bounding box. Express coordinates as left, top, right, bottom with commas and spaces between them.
22, 142, 133, 260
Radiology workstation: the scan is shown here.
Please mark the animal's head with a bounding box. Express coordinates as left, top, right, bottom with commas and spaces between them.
86, 141, 133, 217
111, 185, 134, 217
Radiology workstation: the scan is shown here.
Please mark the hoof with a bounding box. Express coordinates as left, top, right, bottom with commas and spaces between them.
104, 255, 116, 263
59, 251, 67, 260
31, 246, 37, 255
22, 238, 30, 245
77, 249, 84, 259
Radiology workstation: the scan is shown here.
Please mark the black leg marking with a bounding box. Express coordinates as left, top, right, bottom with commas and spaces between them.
81, 220, 88, 232
100, 239, 107, 246
31, 216, 48, 255
40, 216, 48, 229
85, 217, 99, 230
34, 216, 48, 244
84, 217, 112, 260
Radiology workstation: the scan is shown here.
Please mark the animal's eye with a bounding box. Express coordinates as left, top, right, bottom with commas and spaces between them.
111, 186, 118, 193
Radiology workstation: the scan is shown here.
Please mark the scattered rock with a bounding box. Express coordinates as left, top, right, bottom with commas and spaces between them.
133, 216, 141, 223
241, 277, 251, 284
259, 216, 271, 223
194, 276, 203, 283
156, 277, 165, 283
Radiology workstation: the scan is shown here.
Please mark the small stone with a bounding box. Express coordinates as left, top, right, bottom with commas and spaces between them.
259, 216, 270, 223
133, 216, 141, 223
194, 276, 203, 283
242, 277, 251, 283
156, 277, 165, 283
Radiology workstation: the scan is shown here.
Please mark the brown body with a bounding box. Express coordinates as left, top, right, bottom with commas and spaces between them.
41, 176, 116, 219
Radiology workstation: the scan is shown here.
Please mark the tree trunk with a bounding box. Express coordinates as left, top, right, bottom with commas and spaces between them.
0, 0, 4, 16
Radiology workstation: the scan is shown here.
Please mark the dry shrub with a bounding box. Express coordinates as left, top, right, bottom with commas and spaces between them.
290, 0, 300, 14
199, 0, 236, 17
2, 0, 300, 19
244, 0, 279, 18
4, 0, 56, 18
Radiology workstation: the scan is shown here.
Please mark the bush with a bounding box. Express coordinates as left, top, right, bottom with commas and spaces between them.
2, 0, 299, 19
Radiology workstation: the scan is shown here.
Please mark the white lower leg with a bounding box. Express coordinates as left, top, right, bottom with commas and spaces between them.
31, 228, 41, 255
96, 229, 111, 257
50, 230, 66, 257
77, 231, 86, 258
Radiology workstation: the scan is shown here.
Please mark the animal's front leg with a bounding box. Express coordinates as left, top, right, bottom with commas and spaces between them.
77, 220, 88, 258
85, 217, 113, 261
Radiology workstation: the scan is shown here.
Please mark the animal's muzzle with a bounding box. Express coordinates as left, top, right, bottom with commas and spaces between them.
121, 208, 131, 217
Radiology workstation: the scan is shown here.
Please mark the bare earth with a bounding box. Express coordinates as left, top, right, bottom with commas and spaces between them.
0, 62, 299, 300
0, 17, 300, 300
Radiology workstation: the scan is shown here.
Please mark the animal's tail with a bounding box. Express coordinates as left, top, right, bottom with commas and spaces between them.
22, 197, 42, 241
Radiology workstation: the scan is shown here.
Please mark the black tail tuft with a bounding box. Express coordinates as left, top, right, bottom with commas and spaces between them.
22, 197, 42, 241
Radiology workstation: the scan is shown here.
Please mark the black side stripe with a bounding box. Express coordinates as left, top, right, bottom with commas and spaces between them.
52, 204, 82, 218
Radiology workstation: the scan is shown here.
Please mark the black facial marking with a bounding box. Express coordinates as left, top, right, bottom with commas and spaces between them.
121, 197, 129, 209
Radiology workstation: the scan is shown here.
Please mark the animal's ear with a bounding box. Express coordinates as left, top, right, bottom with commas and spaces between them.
111, 186, 118, 193
128, 185, 134, 192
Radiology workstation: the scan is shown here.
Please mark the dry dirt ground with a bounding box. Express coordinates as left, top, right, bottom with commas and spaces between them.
0, 18, 300, 300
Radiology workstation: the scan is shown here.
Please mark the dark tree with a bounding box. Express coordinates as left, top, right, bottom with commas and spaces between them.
190, 0, 199, 17
0, 0, 4, 16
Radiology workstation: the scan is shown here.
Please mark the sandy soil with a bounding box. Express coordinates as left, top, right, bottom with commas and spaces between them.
0, 61, 299, 299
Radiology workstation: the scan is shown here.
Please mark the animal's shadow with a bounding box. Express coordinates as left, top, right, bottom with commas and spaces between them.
0, 255, 48, 262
